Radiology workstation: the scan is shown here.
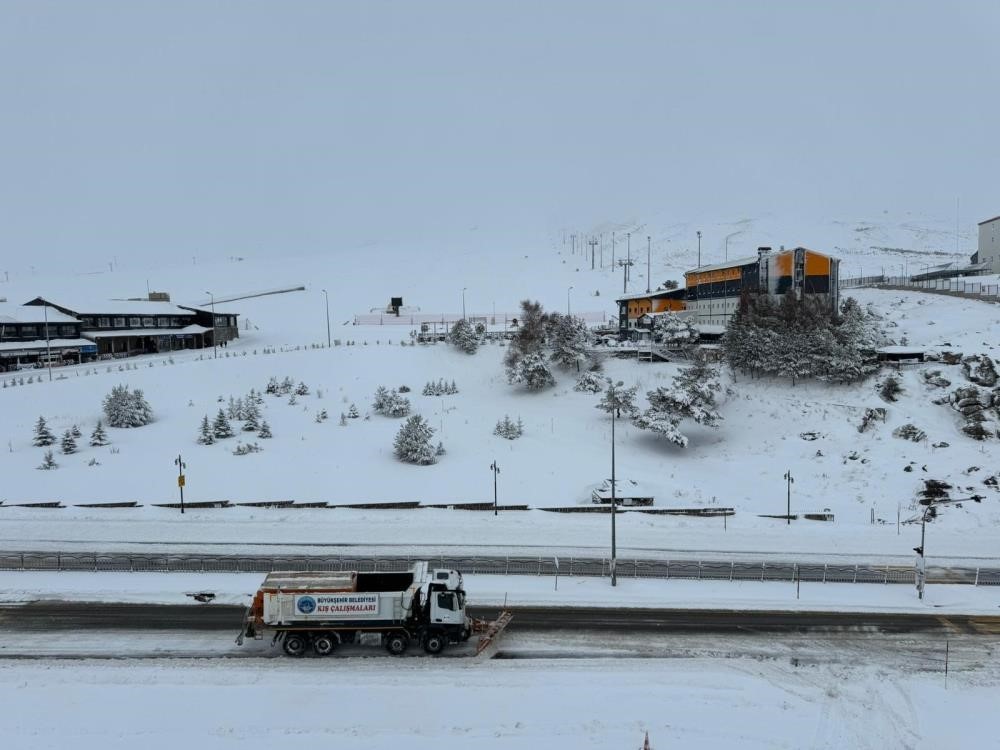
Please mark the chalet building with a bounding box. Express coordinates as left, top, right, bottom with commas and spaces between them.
23, 294, 239, 358
614, 288, 687, 337
0, 304, 95, 371
976, 215, 1000, 274
684, 246, 840, 327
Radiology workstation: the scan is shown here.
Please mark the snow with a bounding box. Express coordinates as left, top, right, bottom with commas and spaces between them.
0, 657, 996, 749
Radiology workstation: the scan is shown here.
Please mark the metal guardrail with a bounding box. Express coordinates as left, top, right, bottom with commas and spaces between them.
2, 552, 998, 586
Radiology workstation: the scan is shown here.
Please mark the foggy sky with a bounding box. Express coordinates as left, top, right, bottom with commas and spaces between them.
1, 0, 998, 269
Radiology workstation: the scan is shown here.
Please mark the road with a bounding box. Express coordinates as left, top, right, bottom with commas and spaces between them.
3, 601, 1000, 636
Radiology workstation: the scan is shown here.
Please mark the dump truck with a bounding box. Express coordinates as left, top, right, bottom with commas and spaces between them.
238, 562, 512, 658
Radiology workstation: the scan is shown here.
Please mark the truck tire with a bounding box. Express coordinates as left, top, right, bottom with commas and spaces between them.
312, 634, 337, 656
282, 634, 308, 657
422, 633, 446, 655
384, 632, 409, 656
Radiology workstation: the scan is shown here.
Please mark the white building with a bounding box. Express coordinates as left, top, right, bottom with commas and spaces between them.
977, 216, 1000, 274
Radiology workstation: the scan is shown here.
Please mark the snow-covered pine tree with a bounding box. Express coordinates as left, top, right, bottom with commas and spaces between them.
37, 449, 57, 470
89, 420, 110, 447
448, 318, 479, 354
421, 382, 434, 396
60, 429, 77, 454
197, 415, 215, 444
258, 420, 272, 439
33, 416, 55, 447
212, 409, 234, 439
243, 403, 261, 431
547, 313, 593, 371
295, 381, 310, 396
508, 352, 555, 390
347, 403, 359, 418
879, 374, 903, 402
287, 393, 297, 405
102, 385, 154, 428
596, 379, 639, 418
385, 393, 411, 417
70, 424, 82, 439
373, 386, 392, 413
448, 379, 458, 394
339, 412, 348, 426
574, 371, 605, 393
633, 355, 723, 447
652, 314, 698, 349
265, 377, 280, 395
227, 396, 239, 419
493, 415, 524, 439
435, 441, 446, 456
393, 415, 438, 465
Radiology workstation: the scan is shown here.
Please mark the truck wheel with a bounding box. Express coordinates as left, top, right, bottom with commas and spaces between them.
384, 632, 409, 656
282, 634, 308, 657
422, 633, 445, 655
312, 634, 337, 656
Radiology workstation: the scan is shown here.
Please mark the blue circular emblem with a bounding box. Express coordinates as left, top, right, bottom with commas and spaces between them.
297, 596, 316, 614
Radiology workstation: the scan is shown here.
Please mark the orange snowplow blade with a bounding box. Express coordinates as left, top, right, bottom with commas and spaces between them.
474, 610, 513, 658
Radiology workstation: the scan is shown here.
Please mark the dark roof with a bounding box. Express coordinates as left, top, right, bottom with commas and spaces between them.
978, 215, 1000, 226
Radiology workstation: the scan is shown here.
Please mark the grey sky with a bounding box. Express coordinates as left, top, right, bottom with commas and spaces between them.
2, 0, 998, 268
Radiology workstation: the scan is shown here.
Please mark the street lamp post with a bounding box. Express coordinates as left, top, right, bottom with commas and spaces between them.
626, 232, 631, 285
321, 289, 331, 347
783, 470, 794, 525
610, 389, 618, 587
567, 286, 573, 316
646, 236, 651, 293
43, 305, 52, 382
205, 292, 217, 358
915, 511, 929, 599
462, 288, 467, 321
697, 230, 702, 268
490, 460, 500, 516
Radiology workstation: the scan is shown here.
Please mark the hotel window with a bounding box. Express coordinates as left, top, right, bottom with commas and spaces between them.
98, 317, 110, 328
129, 317, 140, 327
157, 317, 170, 327
20, 325, 37, 337
142, 317, 154, 327
114, 317, 125, 327
60, 325, 75, 337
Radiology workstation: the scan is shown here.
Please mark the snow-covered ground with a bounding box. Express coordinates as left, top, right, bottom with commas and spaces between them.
0, 656, 995, 750
1, 224, 997, 562
2, 570, 998, 614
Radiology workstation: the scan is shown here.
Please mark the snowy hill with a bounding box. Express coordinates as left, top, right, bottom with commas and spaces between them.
0, 218, 996, 560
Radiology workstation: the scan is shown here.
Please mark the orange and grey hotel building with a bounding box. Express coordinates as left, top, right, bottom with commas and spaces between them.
616, 246, 840, 334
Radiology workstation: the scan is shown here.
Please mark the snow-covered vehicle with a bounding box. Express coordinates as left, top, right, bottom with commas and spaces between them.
238, 562, 511, 658
591, 478, 655, 506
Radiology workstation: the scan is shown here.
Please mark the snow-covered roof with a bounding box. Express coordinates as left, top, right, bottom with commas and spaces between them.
0, 338, 94, 353
0, 305, 79, 324
83, 324, 210, 339
178, 305, 241, 316
877, 346, 926, 354
616, 288, 685, 302
26, 296, 195, 316
685, 256, 758, 275
695, 324, 726, 335
592, 478, 655, 499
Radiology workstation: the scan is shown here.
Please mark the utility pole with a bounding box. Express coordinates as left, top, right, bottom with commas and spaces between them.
462, 288, 467, 321
626, 232, 631, 284
174, 454, 187, 515
571, 234, 576, 256
611, 231, 616, 268
322, 289, 331, 347
490, 461, 500, 516
567, 286, 573, 316
205, 291, 217, 358
697, 230, 702, 268
600, 235, 604, 268
589, 238, 597, 270
646, 236, 651, 293
783, 470, 794, 525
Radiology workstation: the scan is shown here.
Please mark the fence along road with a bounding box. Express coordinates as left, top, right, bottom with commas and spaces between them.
2, 551, 999, 586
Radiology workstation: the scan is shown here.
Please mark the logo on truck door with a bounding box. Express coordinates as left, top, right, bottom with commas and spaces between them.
296, 596, 317, 614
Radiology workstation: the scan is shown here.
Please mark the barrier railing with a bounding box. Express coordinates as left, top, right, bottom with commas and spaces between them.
1, 552, 997, 586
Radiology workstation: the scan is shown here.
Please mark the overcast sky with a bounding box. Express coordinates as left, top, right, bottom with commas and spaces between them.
2, 0, 998, 269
